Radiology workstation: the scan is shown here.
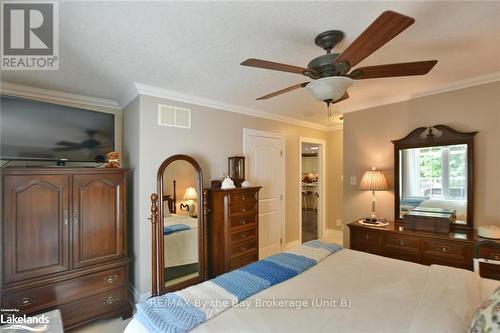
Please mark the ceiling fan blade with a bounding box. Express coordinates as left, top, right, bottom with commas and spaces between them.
333, 92, 349, 103
256, 82, 309, 100
335, 11, 415, 67
349, 60, 438, 79
241, 58, 311, 75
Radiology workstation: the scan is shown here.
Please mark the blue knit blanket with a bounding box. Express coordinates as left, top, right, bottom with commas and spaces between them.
136, 240, 342, 333
163, 224, 191, 235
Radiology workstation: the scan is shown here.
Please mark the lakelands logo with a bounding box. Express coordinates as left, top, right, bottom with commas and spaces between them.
0, 313, 49, 331
1, 1, 59, 70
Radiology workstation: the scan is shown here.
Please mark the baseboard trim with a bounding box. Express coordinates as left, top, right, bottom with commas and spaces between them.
284, 240, 300, 250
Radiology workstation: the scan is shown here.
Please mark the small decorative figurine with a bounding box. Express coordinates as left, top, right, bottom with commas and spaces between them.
221, 176, 236, 189
105, 152, 120, 168
241, 180, 251, 188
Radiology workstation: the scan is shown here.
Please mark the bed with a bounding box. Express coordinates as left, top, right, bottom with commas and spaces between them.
125, 248, 498, 333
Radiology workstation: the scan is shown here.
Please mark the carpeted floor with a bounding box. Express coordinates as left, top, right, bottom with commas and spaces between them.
302, 209, 318, 243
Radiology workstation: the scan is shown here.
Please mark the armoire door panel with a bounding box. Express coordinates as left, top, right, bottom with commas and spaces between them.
73, 173, 125, 267
3, 175, 70, 283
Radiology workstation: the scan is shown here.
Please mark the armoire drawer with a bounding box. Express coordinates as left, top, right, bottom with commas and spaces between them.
2, 266, 126, 313
229, 190, 258, 205
229, 226, 257, 245
230, 239, 258, 258
59, 286, 128, 328
229, 251, 258, 271
229, 201, 258, 216
229, 214, 257, 229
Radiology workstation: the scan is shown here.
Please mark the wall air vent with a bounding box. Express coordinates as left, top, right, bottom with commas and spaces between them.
158, 104, 191, 129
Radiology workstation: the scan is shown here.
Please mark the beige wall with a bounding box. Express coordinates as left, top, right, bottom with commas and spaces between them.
343, 81, 500, 246
328, 129, 343, 230
123, 94, 339, 298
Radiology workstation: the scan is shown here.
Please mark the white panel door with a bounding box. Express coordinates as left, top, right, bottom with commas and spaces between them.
244, 129, 285, 258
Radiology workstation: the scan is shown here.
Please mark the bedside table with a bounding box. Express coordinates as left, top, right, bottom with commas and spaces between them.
474, 240, 500, 280
348, 220, 476, 270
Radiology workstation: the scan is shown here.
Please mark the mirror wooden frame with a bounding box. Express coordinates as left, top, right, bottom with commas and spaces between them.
392, 125, 477, 230
150, 154, 208, 296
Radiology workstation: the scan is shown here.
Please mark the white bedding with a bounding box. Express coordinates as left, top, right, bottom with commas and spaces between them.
126, 249, 499, 333
164, 214, 198, 267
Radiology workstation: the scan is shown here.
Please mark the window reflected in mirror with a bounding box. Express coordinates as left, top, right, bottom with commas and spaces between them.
162, 160, 200, 287
399, 144, 468, 224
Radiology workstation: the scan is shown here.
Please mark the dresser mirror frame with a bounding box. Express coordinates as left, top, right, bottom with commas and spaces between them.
150, 154, 208, 296
392, 125, 477, 230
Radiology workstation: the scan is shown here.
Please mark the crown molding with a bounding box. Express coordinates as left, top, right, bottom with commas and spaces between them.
0, 81, 121, 111
340, 71, 500, 114
124, 82, 332, 132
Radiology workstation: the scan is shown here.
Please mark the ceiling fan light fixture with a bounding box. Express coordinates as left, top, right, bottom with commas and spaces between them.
305, 76, 353, 103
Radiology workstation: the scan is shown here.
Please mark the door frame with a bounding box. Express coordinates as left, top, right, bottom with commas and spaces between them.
299, 137, 326, 243
243, 128, 286, 255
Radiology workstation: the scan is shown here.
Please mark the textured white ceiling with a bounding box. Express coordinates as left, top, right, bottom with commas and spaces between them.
2, 1, 500, 128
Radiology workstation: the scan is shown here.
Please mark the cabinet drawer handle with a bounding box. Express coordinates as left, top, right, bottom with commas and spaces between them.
104, 274, 118, 284
241, 207, 246, 212
489, 253, 500, 261
241, 196, 246, 201
239, 218, 247, 225
73, 209, 79, 225
102, 295, 119, 305
17, 297, 35, 307
240, 245, 248, 251
440, 246, 449, 253
399, 240, 406, 246
365, 235, 371, 240
240, 232, 247, 239
64, 209, 69, 226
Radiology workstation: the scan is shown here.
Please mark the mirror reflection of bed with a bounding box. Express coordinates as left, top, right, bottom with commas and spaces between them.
162, 160, 199, 287
399, 143, 468, 224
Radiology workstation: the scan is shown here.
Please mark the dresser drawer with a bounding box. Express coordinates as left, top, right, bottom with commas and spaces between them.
479, 262, 500, 280
352, 228, 381, 243
230, 226, 257, 245
229, 201, 258, 216
59, 286, 128, 328
383, 233, 420, 254
230, 239, 258, 258
2, 266, 126, 313
229, 251, 258, 271
421, 239, 468, 262
383, 250, 420, 264
229, 214, 257, 229
229, 190, 258, 205
479, 247, 500, 261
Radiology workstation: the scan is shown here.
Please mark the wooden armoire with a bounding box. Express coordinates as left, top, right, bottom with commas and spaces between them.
1, 168, 132, 329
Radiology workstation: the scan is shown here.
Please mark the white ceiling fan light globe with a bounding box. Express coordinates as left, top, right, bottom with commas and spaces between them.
305, 76, 353, 102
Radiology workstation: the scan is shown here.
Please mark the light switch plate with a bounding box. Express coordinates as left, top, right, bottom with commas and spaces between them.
350, 176, 357, 186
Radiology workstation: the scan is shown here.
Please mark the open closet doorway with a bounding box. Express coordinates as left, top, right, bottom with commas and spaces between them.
299, 138, 326, 243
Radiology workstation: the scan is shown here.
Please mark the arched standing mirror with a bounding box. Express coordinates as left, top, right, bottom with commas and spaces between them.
151, 154, 207, 295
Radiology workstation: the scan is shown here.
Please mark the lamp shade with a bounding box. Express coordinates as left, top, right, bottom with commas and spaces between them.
305, 76, 353, 102
359, 167, 388, 191
183, 187, 197, 200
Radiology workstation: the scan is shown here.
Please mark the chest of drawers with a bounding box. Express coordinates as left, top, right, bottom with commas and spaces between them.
207, 187, 261, 277
348, 220, 475, 270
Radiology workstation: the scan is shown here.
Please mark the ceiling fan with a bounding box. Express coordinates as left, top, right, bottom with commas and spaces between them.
241, 10, 438, 114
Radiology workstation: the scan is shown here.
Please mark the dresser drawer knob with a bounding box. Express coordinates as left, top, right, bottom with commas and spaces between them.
240, 232, 247, 239
399, 240, 406, 246
239, 218, 247, 225
242, 196, 246, 201
240, 245, 248, 251
102, 295, 119, 305
489, 254, 500, 261
17, 297, 35, 307
440, 246, 449, 253
104, 274, 118, 284
365, 235, 370, 240
241, 207, 246, 212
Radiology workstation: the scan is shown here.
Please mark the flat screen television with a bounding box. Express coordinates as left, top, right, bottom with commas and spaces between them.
1, 95, 115, 163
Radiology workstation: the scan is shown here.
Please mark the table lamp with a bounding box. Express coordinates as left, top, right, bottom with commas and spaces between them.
181, 187, 197, 215
359, 167, 388, 219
